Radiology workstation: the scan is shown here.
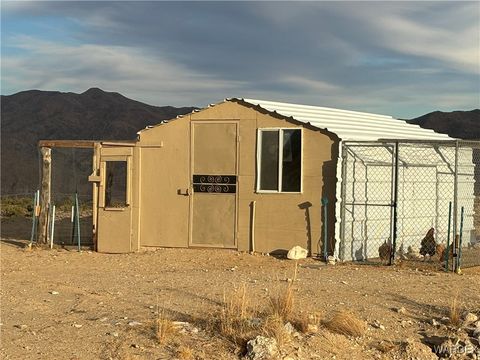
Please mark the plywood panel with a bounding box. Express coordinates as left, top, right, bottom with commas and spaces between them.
97, 207, 131, 253
191, 194, 236, 247
139, 136, 190, 247
193, 123, 237, 175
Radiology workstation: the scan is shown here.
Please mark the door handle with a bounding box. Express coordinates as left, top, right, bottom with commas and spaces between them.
177, 188, 191, 196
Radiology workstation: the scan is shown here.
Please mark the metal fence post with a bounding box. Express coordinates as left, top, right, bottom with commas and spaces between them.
453, 140, 459, 272
339, 142, 348, 261
389, 142, 399, 265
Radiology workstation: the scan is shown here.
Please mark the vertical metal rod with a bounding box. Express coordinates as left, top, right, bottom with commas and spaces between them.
457, 206, 464, 272
445, 201, 452, 272
339, 143, 348, 261
389, 143, 395, 265
50, 205, 56, 249
30, 190, 39, 245
70, 202, 75, 244
390, 142, 399, 265
75, 192, 81, 251
250, 201, 256, 253
453, 141, 459, 272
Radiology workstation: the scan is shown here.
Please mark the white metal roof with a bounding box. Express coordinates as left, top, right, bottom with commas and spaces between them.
240, 98, 453, 141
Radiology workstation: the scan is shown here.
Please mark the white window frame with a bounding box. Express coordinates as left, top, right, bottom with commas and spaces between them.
256, 128, 303, 193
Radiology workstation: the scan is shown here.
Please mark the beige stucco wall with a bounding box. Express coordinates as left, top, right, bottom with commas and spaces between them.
132, 101, 338, 256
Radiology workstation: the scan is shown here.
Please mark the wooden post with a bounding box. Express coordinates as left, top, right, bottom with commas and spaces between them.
38, 147, 52, 244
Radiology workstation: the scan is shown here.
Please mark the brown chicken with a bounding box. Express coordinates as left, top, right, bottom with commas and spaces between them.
436, 243, 453, 262
420, 228, 436, 257
378, 240, 392, 263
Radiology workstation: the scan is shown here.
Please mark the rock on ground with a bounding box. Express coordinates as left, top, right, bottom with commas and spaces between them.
245, 336, 278, 360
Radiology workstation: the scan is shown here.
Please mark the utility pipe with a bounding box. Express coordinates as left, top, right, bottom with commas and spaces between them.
251, 201, 256, 253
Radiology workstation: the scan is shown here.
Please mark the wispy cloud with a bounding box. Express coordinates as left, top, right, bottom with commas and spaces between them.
1, 1, 478, 117
2, 35, 247, 106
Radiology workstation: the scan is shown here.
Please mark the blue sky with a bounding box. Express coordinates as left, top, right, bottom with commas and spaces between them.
1, 1, 479, 118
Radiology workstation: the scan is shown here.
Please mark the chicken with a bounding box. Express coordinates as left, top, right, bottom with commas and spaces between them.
396, 243, 407, 260
378, 240, 392, 263
436, 243, 453, 262
420, 228, 436, 258
407, 245, 422, 260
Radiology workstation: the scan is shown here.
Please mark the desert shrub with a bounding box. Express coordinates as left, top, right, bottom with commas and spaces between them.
1, 197, 33, 217
155, 310, 176, 345
262, 314, 291, 348
324, 310, 366, 337
449, 294, 461, 326
212, 283, 260, 346
268, 283, 295, 321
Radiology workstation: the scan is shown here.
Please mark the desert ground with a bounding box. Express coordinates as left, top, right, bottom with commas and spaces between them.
1, 235, 479, 360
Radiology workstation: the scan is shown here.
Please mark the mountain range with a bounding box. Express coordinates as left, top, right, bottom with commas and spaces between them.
1, 88, 195, 196
1, 88, 479, 197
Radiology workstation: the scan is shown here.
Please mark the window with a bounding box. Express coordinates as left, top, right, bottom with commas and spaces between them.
257, 128, 302, 192
105, 161, 127, 207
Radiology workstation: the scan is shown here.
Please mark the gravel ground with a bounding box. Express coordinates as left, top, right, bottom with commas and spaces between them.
1, 238, 479, 359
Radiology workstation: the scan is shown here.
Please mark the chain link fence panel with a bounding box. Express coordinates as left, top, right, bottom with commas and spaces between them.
339, 140, 480, 270
50, 147, 94, 247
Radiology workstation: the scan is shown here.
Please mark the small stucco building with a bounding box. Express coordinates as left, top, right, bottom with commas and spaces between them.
91, 99, 339, 255
82, 98, 475, 258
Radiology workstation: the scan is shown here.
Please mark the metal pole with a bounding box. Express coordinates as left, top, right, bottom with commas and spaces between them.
339, 143, 348, 261
445, 201, 452, 272
29, 190, 39, 245
50, 205, 56, 249
390, 142, 399, 265
75, 192, 81, 251
453, 140, 459, 272
457, 206, 464, 272
250, 201, 256, 253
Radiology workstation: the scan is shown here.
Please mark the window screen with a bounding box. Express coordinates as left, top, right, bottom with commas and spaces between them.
105, 161, 127, 207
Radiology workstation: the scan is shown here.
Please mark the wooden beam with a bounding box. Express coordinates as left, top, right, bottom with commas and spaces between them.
38, 140, 136, 148
37, 147, 52, 244
38, 140, 97, 149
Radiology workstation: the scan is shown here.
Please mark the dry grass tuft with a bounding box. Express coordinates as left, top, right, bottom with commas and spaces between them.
262, 314, 291, 348
324, 310, 366, 337
268, 283, 295, 321
155, 314, 176, 345
449, 294, 461, 326
216, 283, 258, 345
372, 340, 398, 353
176, 345, 194, 360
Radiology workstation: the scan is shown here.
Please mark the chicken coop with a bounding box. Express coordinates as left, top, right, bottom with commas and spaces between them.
339, 140, 479, 268
37, 98, 480, 269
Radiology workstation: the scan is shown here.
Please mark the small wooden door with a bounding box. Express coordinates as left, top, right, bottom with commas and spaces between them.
190, 122, 238, 248
96, 146, 133, 253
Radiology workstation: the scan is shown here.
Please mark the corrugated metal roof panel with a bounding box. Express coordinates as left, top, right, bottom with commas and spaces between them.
241, 98, 453, 141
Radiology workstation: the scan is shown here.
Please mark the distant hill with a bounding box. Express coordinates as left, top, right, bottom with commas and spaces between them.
2, 89, 478, 198
408, 109, 480, 140
1, 88, 195, 196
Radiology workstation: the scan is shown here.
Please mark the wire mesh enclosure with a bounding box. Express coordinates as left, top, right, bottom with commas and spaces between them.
339, 140, 480, 270
50, 147, 94, 247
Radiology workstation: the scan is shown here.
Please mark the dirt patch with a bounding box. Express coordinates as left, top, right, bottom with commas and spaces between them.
1, 240, 479, 359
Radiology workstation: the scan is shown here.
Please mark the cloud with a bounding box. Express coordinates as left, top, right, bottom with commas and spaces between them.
1, 1, 479, 117
2, 35, 248, 106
